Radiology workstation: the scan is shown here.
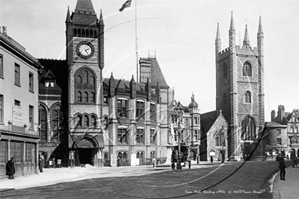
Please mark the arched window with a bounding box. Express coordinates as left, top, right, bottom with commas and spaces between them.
39, 106, 47, 141
83, 115, 89, 127
94, 30, 97, 38
75, 68, 96, 103
241, 116, 256, 140
51, 105, 61, 141
77, 115, 82, 127
91, 115, 97, 127
84, 91, 88, 102
74, 29, 77, 36
86, 29, 89, 37
82, 29, 85, 37
77, 91, 82, 102
243, 62, 252, 77
90, 30, 93, 38
78, 29, 81, 37
90, 92, 95, 102
122, 152, 128, 163
245, 91, 251, 103
223, 63, 228, 79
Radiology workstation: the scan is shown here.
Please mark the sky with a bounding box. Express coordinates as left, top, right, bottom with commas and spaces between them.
1, 0, 299, 121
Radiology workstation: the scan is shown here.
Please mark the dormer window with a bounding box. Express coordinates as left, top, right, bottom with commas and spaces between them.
45, 80, 54, 87
45, 82, 49, 87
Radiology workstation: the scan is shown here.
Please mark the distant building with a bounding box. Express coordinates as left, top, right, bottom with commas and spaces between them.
265, 105, 299, 157
0, 27, 42, 178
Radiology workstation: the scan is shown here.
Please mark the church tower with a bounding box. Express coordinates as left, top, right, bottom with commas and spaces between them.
65, 0, 104, 166
215, 13, 265, 160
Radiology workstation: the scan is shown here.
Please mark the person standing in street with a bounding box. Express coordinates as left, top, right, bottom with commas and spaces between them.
276, 151, 287, 180
209, 149, 215, 163
38, 155, 44, 173
6, 157, 15, 179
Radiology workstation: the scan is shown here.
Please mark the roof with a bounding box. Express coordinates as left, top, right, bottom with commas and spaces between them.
200, 110, 219, 133
265, 122, 287, 128
71, 0, 98, 25
140, 57, 169, 89
39, 70, 62, 95
0, 32, 42, 70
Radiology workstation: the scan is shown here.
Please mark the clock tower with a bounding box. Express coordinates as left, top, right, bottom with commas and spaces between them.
65, 0, 104, 166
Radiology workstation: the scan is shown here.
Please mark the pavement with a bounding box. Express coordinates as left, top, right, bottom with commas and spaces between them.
0, 161, 214, 191
272, 166, 299, 199
0, 161, 298, 199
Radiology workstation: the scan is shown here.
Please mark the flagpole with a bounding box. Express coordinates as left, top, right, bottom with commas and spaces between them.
135, 0, 139, 83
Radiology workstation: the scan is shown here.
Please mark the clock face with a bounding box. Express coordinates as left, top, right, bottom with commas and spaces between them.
76, 42, 94, 59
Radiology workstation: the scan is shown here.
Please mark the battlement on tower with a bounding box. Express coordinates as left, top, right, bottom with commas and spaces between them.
218, 47, 230, 60
236, 46, 258, 56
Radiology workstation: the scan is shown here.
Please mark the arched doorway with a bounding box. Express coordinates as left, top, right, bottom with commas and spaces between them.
137, 151, 145, 165
73, 136, 99, 166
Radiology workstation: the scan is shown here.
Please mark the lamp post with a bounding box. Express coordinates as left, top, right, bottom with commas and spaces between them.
174, 102, 184, 169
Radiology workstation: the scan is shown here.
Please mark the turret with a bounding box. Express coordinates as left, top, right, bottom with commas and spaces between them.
108, 73, 115, 98
215, 23, 221, 57
243, 25, 250, 47
130, 75, 136, 99
229, 11, 236, 48
99, 9, 105, 70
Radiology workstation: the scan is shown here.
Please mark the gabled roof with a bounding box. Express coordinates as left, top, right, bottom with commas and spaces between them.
200, 110, 219, 133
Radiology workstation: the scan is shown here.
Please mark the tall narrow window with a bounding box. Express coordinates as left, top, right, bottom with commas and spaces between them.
241, 116, 256, 140
136, 101, 145, 120
0, 95, 3, 123
117, 99, 128, 118
83, 115, 89, 127
118, 128, 127, 144
243, 62, 252, 77
39, 106, 47, 141
150, 103, 156, 121
245, 91, 251, 103
29, 72, 34, 92
51, 105, 60, 141
84, 91, 88, 102
150, 129, 156, 144
0, 54, 3, 77
15, 63, 20, 86
136, 128, 144, 144
29, 105, 34, 130
91, 115, 97, 127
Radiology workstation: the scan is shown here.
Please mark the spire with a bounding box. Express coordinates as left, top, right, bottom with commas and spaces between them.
66, 6, 71, 22
258, 16, 263, 34
216, 22, 221, 39
230, 11, 235, 30
99, 9, 104, 26
243, 24, 250, 46
75, 0, 95, 14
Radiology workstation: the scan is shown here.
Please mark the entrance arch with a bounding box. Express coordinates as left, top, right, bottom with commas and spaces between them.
73, 136, 99, 166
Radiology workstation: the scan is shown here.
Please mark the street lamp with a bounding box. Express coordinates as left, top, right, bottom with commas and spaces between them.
174, 101, 184, 169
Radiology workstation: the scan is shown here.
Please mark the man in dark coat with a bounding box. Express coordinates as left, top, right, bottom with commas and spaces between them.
6, 157, 15, 179
276, 151, 286, 180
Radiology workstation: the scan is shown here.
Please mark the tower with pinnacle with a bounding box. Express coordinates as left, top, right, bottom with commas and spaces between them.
215, 12, 265, 160
65, 0, 105, 165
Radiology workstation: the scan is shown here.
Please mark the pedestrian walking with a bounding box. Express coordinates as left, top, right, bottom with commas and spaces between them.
291, 153, 298, 168
117, 156, 122, 167
152, 158, 156, 168
209, 149, 215, 163
276, 151, 287, 180
38, 155, 44, 173
6, 157, 15, 179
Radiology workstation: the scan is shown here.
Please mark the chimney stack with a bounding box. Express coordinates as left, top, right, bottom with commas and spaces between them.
277, 105, 285, 122
271, 110, 276, 121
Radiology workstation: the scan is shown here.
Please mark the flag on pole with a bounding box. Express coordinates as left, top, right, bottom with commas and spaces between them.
119, 0, 132, 12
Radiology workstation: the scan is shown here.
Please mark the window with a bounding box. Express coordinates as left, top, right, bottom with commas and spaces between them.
150, 151, 156, 159
223, 63, 228, 79
117, 99, 128, 118
29, 105, 34, 130
0, 54, 3, 77
77, 115, 82, 127
91, 115, 97, 127
75, 68, 95, 103
277, 138, 282, 146
39, 106, 47, 141
194, 130, 200, 140
150, 129, 156, 144
14, 100, 20, 106
277, 129, 281, 135
103, 96, 108, 105
83, 115, 89, 127
150, 103, 156, 121
215, 133, 225, 146
243, 62, 252, 77
29, 72, 34, 92
245, 91, 251, 103
51, 105, 60, 141
118, 128, 127, 144
0, 95, 3, 123
136, 128, 144, 144
241, 116, 256, 140
136, 101, 145, 119
15, 63, 20, 86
